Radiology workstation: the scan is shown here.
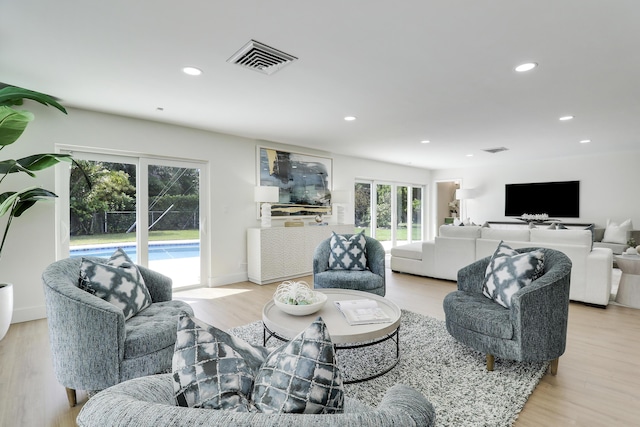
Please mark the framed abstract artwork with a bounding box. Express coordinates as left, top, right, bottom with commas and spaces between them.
257, 146, 333, 217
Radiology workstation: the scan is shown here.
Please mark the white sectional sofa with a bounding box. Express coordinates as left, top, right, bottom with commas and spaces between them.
390, 224, 613, 307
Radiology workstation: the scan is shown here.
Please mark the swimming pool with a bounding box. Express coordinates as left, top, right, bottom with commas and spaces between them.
70, 241, 200, 261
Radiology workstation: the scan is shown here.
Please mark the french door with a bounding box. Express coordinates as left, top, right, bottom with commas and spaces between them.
57, 150, 209, 289
355, 179, 425, 249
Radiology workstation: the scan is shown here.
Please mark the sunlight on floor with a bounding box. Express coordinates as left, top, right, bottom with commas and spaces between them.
173, 287, 251, 302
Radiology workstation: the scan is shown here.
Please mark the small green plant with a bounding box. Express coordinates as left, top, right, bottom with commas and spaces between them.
0, 85, 73, 256
628, 237, 637, 248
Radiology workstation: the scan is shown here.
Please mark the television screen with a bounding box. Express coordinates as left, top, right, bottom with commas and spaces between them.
504, 181, 580, 218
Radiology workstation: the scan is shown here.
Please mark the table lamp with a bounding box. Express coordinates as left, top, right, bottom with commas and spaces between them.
255, 186, 280, 227
331, 190, 351, 225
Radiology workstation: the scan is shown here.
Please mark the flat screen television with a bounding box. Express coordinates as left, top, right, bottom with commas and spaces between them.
504, 181, 580, 218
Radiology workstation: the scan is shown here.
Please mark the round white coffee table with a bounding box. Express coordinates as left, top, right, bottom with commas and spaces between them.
262, 288, 402, 383
615, 255, 640, 308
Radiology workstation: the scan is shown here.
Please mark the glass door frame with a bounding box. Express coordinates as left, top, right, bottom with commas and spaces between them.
355, 178, 426, 248
55, 146, 210, 288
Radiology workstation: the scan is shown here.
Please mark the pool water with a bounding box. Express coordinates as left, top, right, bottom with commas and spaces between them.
70, 242, 200, 261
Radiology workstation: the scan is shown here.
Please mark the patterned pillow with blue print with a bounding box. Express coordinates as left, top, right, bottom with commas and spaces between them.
328, 231, 367, 270
172, 313, 270, 411
252, 317, 344, 414
482, 241, 545, 308
79, 248, 152, 320
171, 314, 344, 414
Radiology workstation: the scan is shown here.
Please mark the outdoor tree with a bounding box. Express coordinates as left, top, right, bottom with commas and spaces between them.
70, 160, 135, 235
354, 183, 371, 228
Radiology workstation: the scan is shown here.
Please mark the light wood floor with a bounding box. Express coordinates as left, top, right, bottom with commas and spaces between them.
1, 270, 639, 427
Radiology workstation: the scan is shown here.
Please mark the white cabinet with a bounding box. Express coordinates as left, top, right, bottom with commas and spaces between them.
247, 225, 354, 285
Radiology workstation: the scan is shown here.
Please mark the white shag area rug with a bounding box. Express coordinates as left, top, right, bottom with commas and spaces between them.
228, 309, 548, 427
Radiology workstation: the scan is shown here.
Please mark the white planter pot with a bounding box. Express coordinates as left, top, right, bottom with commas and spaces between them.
0, 283, 13, 341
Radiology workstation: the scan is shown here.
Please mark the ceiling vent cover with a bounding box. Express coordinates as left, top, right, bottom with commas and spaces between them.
482, 147, 509, 154
227, 40, 298, 75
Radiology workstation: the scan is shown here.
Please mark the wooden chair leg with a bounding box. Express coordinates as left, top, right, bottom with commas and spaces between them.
66, 387, 77, 407
550, 358, 559, 375
486, 354, 495, 371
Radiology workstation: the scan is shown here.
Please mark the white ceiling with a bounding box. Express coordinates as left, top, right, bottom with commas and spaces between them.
3, 1, 640, 170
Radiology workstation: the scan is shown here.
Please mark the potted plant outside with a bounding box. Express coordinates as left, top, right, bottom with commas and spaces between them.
0, 84, 72, 340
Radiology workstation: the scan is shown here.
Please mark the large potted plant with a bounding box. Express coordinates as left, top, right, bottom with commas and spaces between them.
0, 84, 72, 340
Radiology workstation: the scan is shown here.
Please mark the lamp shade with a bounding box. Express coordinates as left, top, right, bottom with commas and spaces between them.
254, 186, 280, 203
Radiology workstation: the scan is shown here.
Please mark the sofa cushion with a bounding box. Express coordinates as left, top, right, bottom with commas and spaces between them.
124, 300, 192, 359
557, 223, 595, 245
172, 313, 270, 411
439, 225, 482, 238
603, 219, 633, 244
252, 317, 344, 414
593, 241, 627, 255
328, 231, 367, 270
480, 228, 531, 242
79, 248, 152, 320
482, 242, 545, 308
389, 242, 423, 261
531, 228, 592, 247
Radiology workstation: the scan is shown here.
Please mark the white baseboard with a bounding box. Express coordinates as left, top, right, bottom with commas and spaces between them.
11, 305, 47, 324
209, 272, 249, 287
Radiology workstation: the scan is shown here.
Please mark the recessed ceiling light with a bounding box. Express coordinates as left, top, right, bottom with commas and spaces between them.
421, 140, 430, 144
559, 115, 574, 121
515, 62, 538, 72
466, 154, 474, 157
580, 139, 591, 144
182, 66, 202, 76
344, 116, 357, 121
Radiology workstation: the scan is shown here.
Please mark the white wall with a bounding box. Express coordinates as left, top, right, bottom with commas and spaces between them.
4, 105, 430, 323
431, 152, 640, 229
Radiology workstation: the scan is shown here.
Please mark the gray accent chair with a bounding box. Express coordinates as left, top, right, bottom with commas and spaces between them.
42, 257, 193, 407
313, 234, 386, 296
76, 373, 436, 426
443, 247, 571, 374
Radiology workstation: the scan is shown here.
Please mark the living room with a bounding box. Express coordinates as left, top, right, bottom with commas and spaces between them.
2, 1, 640, 426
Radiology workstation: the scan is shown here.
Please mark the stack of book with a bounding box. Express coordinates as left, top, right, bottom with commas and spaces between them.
334, 299, 392, 325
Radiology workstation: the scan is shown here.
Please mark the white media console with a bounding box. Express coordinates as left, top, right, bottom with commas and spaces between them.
247, 224, 354, 285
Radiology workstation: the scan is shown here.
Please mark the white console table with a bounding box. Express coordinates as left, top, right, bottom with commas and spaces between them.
247, 224, 354, 285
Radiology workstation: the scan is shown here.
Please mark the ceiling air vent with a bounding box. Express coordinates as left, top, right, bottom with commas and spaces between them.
482, 147, 509, 154
227, 40, 298, 75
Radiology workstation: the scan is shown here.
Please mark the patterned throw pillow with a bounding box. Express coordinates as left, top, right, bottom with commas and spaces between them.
328, 231, 367, 270
79, 248, 152, 320
482, 241, 545, 309
172, 313, 270, 411
252, 317, 344, 414
171, 314, 344, 415
603, 218, 632, 244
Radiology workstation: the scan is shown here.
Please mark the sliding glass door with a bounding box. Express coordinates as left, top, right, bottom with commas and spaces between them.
60, 151, 208, 289
142, 160, 202, 287
355, 179, 425, 249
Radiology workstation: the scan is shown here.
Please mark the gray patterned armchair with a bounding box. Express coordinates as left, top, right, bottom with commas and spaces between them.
76, 373, 436, 426
42, 257, 193, 406
443, 247, 571, 374
313, 234, 386, 296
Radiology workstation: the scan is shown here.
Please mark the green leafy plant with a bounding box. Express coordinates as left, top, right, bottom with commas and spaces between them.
0, 85, 73, 256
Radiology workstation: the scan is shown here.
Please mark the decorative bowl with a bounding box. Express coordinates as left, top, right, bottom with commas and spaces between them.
274, 290, 327, 316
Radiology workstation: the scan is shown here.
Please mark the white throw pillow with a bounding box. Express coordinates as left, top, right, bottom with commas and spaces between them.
603, 219, 633, 244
